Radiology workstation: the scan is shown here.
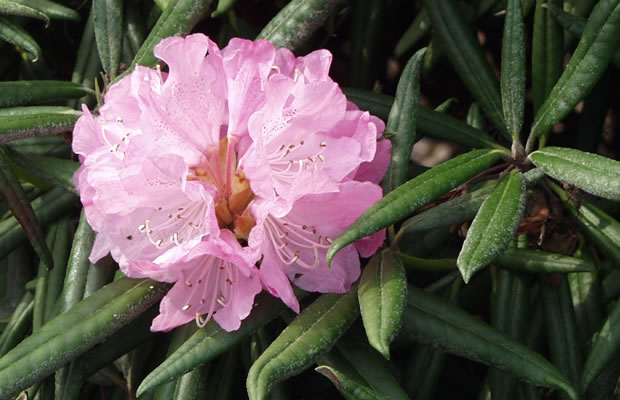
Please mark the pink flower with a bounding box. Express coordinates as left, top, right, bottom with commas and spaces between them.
72, 33, 389, 332
249, 181, 385, 313
132, 230, 261, 332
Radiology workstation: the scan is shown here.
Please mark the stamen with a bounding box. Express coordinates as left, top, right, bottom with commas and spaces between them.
196, 313, 208, 328
182, 304, 191, 311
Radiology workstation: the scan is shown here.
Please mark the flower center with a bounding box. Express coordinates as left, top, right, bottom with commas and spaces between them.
188, 137, 256, 238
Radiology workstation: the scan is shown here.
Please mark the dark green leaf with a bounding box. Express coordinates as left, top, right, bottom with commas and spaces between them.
529, 147, 620, 200
7, 149, 79, 193
531, 0, 620, 140
457, 171, 527, 282
384, 47, 426, 193
93, 0, 124, 79
403, 285, 578, 399
246, 290, 359, 400
0, 81, 90, 108
358, 249, 407, 359
0, 110, 81, 144
501, 0, 526, 139
327, 149, 504, 265
0, 278, 168, 400
13, 0, 79, 21
257, 0, 344, 50
0, 0, 49, 25
423, 0, 508, 139
582, 298, 620, 391
315, 365, 390, 400
137, 291, 307, 396
0, 15, 41, 59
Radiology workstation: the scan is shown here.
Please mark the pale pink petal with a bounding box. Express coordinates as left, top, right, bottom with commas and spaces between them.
222, 38, 275, 138
254, 180, 384, 304
149, 231, 261, 332
89, 233, 111, 263
149, 34, 228, 159
354, 138, 391, 184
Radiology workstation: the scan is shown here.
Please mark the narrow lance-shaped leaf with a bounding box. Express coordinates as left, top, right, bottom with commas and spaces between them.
541, 275, 583, 399
0, 109, 81, 144
342, 88, 504, 150
0, 81, 91, 108
0, 15, 41, 60
0, 1, 49, 25
0, 187, 76, 262
403, 285, 578, 400
394, 8, 431, 58
0, 278, 169, 400
548, 181, 620, 266
568, 249, 604, 351
257, 0, 345, 50
497, 249, 596, 273
93, 0, 125, 79
531, 0, 564, 116
43, 216, 73, 322
55, 306, 159, 400
529, 146, 620, 201
53, 211, 95, 315
69, 7, 101, 109
384, 47, 426, 193
336, 330, 410, 400
546, 3, 620, 67
327, 149, 504, 265
137, 291, 308, 396
317, 349, 390, 400
423, 0, 509, 139
14, 0, 80, 21
501, 0, 526, 144
349, 0, 384, 89
582, 297, 620, 391
7, 148, 79, 193
396, 168, 544, 240
488, 265, 529, 400
246, 290, 359, 400
399, 249, 596, 274
0, 292, 34, 358
358, 249, 407, 359
466, 102, 483, 129
457, 170, 526, 283
0, 147, 53, 270
530, 0, 620, 140
211, 0, 238, 17
315, 365, 390, 400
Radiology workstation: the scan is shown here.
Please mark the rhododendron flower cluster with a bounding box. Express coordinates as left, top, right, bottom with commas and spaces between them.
72, 34, 390, 332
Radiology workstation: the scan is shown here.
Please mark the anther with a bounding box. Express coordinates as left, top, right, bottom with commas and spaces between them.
182, 304, 191, 311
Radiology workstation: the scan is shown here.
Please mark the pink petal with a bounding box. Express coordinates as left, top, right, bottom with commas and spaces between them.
222, 38, 275, 138
150, 231, 261, 332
